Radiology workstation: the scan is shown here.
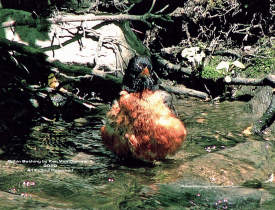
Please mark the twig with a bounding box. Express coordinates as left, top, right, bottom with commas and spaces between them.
148, 0, 157, 14
25, 81, 96, 110
183, 23, 192, 46
208, 4, 239, 19
51, 68, 93, 82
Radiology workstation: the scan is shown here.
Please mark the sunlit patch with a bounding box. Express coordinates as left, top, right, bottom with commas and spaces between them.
205, 146, 217, 153
156, 116, 172, 127
21, 193, 32, 198
242, 126, 252, 136
210, 177, 216, 182
215, 198, 229, 209
205, 147, 211, 152
4, 18, 28, 45
8, 188, 17, 194
108, 178, 114, 182
264, 173, 274, 183
196, 118, 205, 123
120, 90, 129, 97
23, 181, 36, 187
128, 134, 138, 147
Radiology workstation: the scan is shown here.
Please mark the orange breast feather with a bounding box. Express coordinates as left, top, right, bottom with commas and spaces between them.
101, 90, 187, 161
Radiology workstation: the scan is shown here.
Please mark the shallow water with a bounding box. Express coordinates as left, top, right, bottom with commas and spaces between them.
0, 97, 274, 209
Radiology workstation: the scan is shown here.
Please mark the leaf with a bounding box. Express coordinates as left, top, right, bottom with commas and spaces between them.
242, 126, 252, 136
48, 73, 59, 88
196, 118, 205, 123
216, 61, 230, 71
232, 60, 245, 69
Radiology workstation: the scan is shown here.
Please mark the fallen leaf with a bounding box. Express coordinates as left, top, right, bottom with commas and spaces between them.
232, 60, 245, 69
196, 118, 205, 123
48, 73, 59, 88
227, 132, 234, 137
242, 126, 252, 136
216, 61, 230, 71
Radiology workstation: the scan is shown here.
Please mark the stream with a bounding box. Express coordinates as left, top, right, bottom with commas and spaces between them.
0, 97, 274, 209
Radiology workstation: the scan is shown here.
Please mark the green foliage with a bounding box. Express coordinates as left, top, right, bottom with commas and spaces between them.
119, 21, 150, 57
201, 56, 224, 80
242, 179, 262, 188
0, 9, 50, 47
201, 36, 274, 80
116, 180, 144, 209
201, 65, 224, 80
129, 0, 144, 3
201, 55, 252, 80
202, 54, 274, 80
243, 37, 274, 77
245, 58, 274, 77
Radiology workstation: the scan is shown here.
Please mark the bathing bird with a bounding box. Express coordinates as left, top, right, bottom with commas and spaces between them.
101, 56, 187, 161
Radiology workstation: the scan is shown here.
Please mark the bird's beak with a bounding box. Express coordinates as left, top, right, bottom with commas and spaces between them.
140, 67, 150, 77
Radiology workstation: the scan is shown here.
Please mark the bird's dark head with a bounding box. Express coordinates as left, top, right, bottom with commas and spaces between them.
123, 56, 157, 92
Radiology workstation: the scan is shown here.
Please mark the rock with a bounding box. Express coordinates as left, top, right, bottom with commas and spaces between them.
147, 180, 274, 209
38, 16, 134, 71
142, 140, 275, 208
163, 141, 274, 186
2, 11, 134, 72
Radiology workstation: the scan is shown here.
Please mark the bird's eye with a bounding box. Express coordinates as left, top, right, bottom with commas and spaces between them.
138, 63, 145, 70
137, 64, 142, 70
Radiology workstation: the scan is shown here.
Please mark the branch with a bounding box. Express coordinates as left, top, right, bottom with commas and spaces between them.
0, 37, 46, 58
1, 13, 168, 29
154, 54, 193, 76
49, 14, 153, 24
148, 0, 157, 14
0, 38, 122, 86
26, 84, 96, 110
224, 75, 275, 88
160, 83, 210, 100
